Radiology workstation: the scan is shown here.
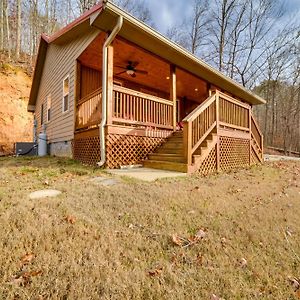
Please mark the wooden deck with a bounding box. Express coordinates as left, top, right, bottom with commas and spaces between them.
73, 86, 263, 173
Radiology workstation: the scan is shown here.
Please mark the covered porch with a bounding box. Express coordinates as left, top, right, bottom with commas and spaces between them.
72, 32, 263, 173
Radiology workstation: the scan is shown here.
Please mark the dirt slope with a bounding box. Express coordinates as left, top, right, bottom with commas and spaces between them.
0, 65, 33, 155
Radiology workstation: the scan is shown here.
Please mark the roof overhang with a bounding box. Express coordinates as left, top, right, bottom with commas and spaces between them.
27, 34, 49, 112
28, 0, 265, 111
27, 4, 103, 111
92, 1, 265, 105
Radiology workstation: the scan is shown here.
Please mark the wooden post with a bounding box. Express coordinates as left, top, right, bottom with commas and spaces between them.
215, 90, 220, 172
249, 107, 252, 165
107, 44, 114, 125
183, 122, 192, 166
170, 64, 177, 131
74, 61, 81, 132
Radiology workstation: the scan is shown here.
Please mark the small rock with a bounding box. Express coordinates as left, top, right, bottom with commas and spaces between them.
29, 189, 61, 200
240, 257, 248, 268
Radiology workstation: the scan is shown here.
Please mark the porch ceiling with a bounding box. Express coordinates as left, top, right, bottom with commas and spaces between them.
90, 3, 265, 105
78, 33, 208, 103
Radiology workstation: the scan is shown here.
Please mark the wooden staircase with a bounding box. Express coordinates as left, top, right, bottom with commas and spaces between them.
143, 130, 217, 173
143, 90, 263, 174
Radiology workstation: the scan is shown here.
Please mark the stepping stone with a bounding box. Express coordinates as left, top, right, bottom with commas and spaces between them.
29, 189, 62, 200
89, 176, 120, 186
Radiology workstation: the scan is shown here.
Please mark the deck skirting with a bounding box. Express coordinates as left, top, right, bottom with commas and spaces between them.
73, 127, 168, 167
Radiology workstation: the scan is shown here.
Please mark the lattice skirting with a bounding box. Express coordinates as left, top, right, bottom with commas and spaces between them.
197, 146, 217, 176
250, 145, 260, 165
220, 136, 250, 171
73, 129, 100, 166
106, 134, 165, 168
73, 130, 166, 167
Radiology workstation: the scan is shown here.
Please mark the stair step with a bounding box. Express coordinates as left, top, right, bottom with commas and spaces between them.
172, 131, 183, 137
160, 142, 184, 149
157, 148, 184, 154
149, 153, 186, 163
143, 160, 187, 173
167, 136, 184, 142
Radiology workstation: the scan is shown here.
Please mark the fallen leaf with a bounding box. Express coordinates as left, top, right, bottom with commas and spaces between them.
10, 270, 42, 286
148, 266, 163, 277
64, 215, 76, 224
20, 253, 34, 265
172, 234, 184, 246
195, 253, 203, 265
22, 270, 43, 278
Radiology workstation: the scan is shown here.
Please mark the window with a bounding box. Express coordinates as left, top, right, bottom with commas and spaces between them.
62, 76, 69, 113
41, 104, 44, 125
46, 94, 51, 122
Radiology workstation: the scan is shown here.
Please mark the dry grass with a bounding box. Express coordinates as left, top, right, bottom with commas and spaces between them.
0, 157, 300, 299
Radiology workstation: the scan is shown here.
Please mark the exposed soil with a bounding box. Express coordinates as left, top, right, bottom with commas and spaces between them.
0, 64, 33, 155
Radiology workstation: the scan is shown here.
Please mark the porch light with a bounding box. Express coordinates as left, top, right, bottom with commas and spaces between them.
195, 88, 198, 92
126, 69, 135, 76
166, 76, 170, 80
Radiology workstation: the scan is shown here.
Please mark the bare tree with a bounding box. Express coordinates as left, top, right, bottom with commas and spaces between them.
16, 0, 22, 59
112, 0, 152, 24
0, 0, 3, 51
4, 0, 11, 58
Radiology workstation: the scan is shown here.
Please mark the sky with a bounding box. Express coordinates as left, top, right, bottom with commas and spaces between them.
146, 0, 300, 34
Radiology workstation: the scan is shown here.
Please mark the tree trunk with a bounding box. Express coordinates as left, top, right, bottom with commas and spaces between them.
0, 0, 3, 51
4, 0, 10, 58
16, 0, 22, 59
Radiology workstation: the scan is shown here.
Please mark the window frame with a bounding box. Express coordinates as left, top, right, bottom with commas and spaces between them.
46, 94, 51, 122
41, 103, 44, 125
62, 75, 70, 113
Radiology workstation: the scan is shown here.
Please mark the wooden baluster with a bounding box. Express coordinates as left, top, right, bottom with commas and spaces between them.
170, 65, 177, 131
216, 91, 220, 172
184, 121, 192, 165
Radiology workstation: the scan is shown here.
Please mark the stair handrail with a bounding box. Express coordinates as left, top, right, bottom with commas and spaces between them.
250, 113, 263, 150
182, 94, 216, 123
182, 93, 217, 165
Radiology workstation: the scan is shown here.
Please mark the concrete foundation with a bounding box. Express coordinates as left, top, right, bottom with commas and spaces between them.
50, 141, 72, 157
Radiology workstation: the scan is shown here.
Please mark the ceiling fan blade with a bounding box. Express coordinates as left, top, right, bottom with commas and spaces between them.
135, 69, 148, 74
115, 66, 127, 70
131, 73, 136, 78
115, 70, 127, 76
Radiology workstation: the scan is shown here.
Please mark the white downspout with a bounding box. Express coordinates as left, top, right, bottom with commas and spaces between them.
97, 15, 123, 166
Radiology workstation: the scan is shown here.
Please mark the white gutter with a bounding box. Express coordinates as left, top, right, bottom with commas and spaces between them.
97, 15, 123, 167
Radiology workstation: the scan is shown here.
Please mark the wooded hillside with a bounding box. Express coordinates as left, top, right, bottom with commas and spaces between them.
0, 0, 299, 153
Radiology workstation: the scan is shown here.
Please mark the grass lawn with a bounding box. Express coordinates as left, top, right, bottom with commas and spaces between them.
0, 157, 299, 299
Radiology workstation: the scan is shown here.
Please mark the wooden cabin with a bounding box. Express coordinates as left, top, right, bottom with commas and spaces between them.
28, 0, 264, 174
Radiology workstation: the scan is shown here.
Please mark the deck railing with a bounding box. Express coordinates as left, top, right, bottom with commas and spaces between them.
76, 88, 102, 130
183, 90, 253, 166
112, 85, 173, 129
219, 93, 250, 131
182, 94, 217, 164
75, 85, 174, 131
251, 115, 263, 149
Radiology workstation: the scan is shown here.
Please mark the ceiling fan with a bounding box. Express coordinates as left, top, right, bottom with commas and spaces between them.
115, 61, 148, 78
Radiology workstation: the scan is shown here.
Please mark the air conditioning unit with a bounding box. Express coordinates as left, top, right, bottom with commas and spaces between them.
15, 142, 37, 156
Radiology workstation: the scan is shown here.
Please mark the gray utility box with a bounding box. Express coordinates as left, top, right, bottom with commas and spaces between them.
15, 142, 37, 156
